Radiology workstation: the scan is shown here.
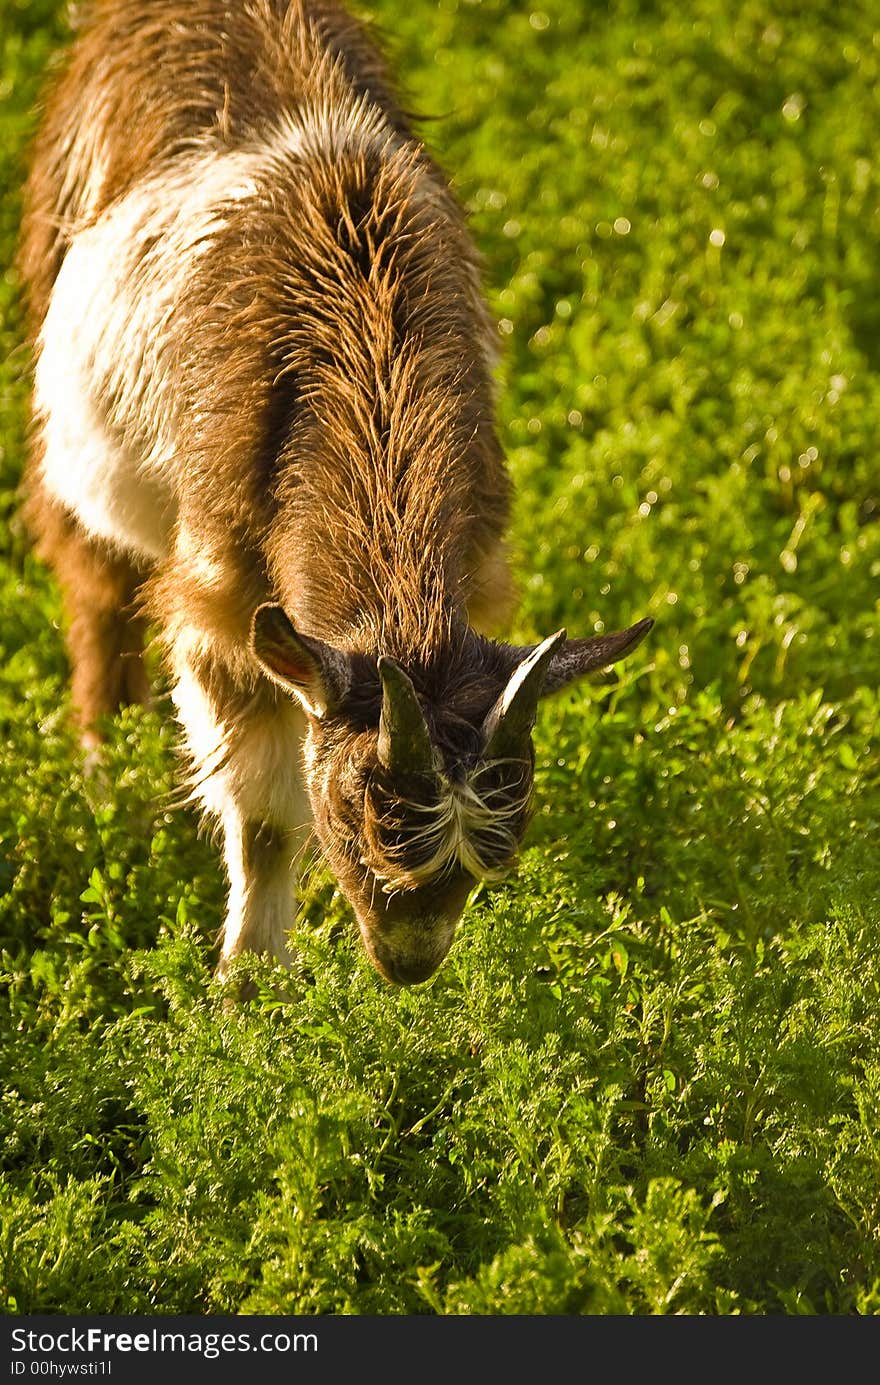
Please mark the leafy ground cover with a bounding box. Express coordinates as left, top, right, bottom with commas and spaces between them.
1, 0, 879, 1314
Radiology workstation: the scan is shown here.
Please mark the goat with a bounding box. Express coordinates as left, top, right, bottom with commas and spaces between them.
19, 0, 652, 987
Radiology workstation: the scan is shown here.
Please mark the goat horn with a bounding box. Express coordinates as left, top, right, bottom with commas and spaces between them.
481, 629, 567, 762
377, 657, 436, 777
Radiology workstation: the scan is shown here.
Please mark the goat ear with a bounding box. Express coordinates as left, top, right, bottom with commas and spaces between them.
250, 603, 350, 717
542, 616, 654, 693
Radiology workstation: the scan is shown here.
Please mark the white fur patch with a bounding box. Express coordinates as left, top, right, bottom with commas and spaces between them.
34, 146, 278, 560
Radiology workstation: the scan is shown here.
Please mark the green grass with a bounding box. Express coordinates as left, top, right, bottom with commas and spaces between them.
2, 0, 880, 1315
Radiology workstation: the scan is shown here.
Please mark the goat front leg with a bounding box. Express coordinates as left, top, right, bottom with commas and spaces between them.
170, 641, 313, 978
217, 809, 305, 977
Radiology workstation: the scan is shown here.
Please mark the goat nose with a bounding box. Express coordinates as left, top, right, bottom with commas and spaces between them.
386, 955, 439, 986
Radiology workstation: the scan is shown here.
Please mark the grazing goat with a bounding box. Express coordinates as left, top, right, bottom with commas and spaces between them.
19, 0, 652, 986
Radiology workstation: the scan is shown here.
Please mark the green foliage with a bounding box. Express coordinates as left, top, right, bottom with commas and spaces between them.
2, 0, 880, 1315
